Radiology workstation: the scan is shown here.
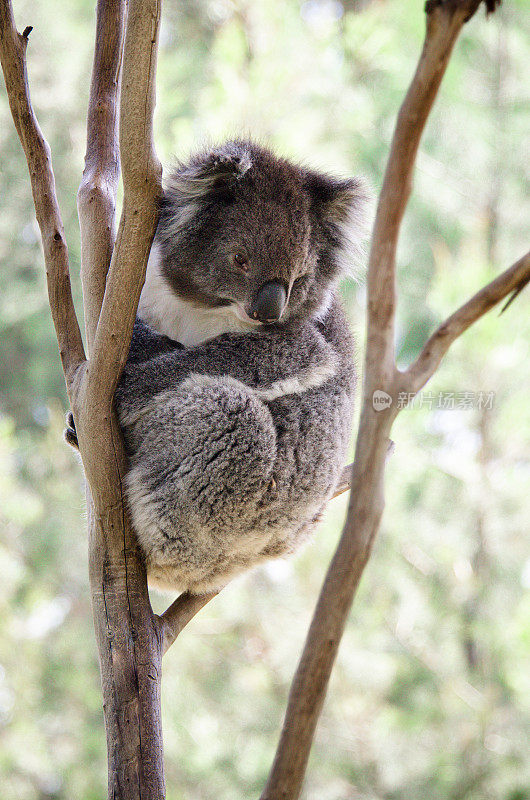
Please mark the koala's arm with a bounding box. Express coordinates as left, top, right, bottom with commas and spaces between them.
127, 317, 184, 363
115, 321, 336, 423
63, 318, 181, 448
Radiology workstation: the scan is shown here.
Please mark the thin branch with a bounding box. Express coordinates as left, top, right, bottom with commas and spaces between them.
500, 270, 530, 313
86, 0, 163, 407
78, 0, 126, 352
261, 3, 495, 799
403, 250, 530, 394
0, 1, 85, 388
364, 0, 480, 396
158, 591, 219, 656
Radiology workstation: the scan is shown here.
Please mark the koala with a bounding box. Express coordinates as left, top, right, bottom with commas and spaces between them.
104, 141, 368, 594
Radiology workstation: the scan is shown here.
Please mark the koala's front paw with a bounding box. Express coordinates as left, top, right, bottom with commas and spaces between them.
64, 411, 79, 450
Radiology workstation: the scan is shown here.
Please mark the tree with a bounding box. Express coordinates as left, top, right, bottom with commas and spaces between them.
0, 0, 528, 798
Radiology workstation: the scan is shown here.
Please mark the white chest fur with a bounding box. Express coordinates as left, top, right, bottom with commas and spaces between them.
138, 244, 258, 346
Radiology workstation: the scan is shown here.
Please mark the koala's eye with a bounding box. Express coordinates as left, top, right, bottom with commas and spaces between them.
233, 253, 249, 272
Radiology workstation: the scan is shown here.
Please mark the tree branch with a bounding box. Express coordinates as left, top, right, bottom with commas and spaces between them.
364, 0, 481, 395
0, 1, 85, 388
261, 3, 497, 799
403, 250, 530, 394
78, 0, 126, 352
158, 591, 220, 656
86, 0, 163, 406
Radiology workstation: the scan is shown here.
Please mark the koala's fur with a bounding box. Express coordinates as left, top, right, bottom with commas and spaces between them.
114, 140, 368, 594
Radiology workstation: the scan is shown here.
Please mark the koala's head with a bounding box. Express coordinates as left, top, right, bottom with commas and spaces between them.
156, 140, 369, 327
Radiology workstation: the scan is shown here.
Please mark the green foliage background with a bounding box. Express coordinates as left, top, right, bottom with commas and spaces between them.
0, 0, 529, 797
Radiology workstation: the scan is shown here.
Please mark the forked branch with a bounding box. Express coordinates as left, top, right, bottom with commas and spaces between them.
86, 0, 163, 407
365, 0, 484, 390
78, 0, 126, 351
0, 1, 85, 387
158, 591, 220, 656
3, 0, 164, 797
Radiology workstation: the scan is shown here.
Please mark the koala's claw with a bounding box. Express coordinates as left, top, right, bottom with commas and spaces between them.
64, 411, 79, 450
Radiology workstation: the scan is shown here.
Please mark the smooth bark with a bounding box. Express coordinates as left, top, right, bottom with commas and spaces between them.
78, 0, 126, 352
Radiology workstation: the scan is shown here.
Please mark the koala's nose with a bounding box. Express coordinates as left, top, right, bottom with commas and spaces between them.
249, 281, 287, 323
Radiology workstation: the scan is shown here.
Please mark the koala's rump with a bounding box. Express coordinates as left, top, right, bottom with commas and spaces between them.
124, 369, 353, 594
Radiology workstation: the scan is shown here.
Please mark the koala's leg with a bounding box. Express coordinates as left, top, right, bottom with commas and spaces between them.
125, 374, 277, 593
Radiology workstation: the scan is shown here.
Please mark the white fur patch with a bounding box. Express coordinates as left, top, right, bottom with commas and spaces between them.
138, 244, 259, 346
161, 200, 199, 242
254, 358, 338, 402
334, 177, 373, 282
314, 288, 333, 322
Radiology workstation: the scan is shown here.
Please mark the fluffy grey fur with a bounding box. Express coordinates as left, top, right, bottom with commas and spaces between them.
114, 140, 368, 594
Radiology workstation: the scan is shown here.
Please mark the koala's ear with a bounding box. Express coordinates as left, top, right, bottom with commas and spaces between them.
303, 170, 371, 278
165, 143, 252, 203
